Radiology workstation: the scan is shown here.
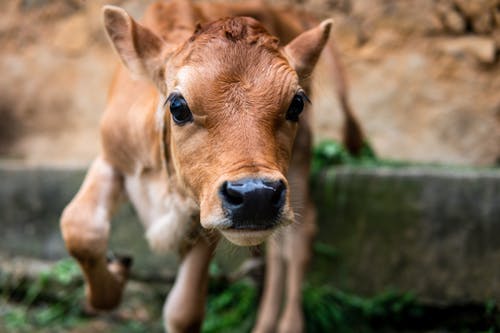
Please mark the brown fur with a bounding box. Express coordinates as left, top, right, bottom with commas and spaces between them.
60, 1, 363, 332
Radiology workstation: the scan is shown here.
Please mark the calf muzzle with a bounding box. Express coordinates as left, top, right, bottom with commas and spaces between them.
219, 178, 286, 230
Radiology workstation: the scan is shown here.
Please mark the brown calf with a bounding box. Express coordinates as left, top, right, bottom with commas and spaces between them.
60, 1, 362, 332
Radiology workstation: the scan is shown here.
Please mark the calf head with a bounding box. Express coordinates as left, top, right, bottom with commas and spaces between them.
103, 6, 332, 246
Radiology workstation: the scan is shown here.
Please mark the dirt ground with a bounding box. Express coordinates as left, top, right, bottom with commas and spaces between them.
0, 0, 499, 166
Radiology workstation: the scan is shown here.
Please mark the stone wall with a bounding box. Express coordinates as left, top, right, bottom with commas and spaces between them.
1, 164, 499, 303
0, 164, 178, 273
0, 0, 499, 165
313, 166, 500, 303
316, 0, 500, 165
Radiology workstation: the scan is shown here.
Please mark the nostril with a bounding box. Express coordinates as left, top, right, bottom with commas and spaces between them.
221, 181, 244, 206
271, 180, 286, 206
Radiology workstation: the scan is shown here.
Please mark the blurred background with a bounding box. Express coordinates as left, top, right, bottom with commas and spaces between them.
0, 0, 499, 332
1, 0, 500, 165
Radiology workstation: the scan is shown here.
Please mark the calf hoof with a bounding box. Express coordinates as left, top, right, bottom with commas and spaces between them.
277, 308, 304, 333
85, 254, 133, 311
107, 253, 133, 274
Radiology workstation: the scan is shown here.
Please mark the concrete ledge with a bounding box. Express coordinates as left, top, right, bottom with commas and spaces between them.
1, 164, 499, 303
0, 165, 177, 273
313, 166, 500, 303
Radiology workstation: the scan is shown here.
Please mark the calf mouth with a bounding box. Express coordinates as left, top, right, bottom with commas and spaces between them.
220, 228, 276, 246
210, 209, 294, 246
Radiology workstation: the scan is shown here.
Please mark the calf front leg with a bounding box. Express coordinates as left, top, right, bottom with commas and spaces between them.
252, 237, 285, 333
60, 156, 129, 310
164, 233, 219, 333
278, 200, 317, 333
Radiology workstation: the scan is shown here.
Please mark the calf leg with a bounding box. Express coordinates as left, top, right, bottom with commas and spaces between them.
252, 237, 285, 333
278, 200, 317, 333
60, 157, 129, 310
164, 234, 219, 333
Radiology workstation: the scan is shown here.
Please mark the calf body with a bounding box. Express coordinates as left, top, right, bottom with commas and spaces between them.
61, 1, 357, 332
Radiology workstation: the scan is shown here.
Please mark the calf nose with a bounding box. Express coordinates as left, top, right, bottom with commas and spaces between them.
220, 178, 286, 230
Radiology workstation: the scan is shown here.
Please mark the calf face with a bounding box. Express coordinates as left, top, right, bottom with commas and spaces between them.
103, 7, 331, 245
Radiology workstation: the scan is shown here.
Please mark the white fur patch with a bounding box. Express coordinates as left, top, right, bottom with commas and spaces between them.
125, 171, 199, 254
145, 192, 198, 253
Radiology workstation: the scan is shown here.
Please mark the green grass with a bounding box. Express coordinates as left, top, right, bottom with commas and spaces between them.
312, 139, 500, 173
1, 259, 85, 332
2, 259, 498, 332
203, 280, 258, 333
311, 140, 378, 175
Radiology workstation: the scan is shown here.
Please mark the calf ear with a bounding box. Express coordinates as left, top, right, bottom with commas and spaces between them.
102, 5, 166, 91
284, 19, 333, 79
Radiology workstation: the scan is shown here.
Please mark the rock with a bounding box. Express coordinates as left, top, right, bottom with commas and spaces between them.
19, 0, 82, 18
439, 36, 496, 63
353, 0, 440, 37
356, 29, 412, 60
494, 6, 500, 26
442, 8, 466, 34
20, 0, 52, 10
52, 13, 89, 56
330, 14, 364, 50
472, 11, 494, 34
454, 0, 497, 18
492, 29, 500, 49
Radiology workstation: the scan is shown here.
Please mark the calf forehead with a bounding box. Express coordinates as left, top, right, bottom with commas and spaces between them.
168, 16, 298, 112
174, 46, 297, 116
186, 58, 297, 107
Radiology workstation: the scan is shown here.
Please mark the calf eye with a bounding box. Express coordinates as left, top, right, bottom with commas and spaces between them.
167, 93, 193, 125
286, 92, 309, 122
